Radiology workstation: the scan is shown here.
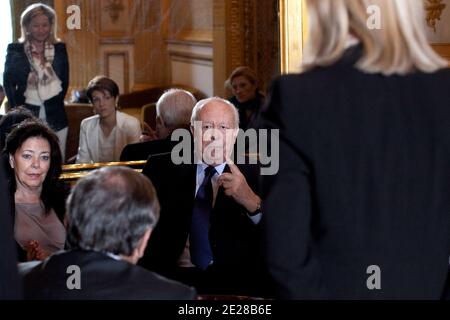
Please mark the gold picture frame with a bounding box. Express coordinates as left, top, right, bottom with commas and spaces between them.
425, 0, 450, 62
425, 0, 447, 32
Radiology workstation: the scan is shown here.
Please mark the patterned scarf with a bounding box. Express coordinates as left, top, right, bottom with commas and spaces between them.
24, 41, 62, 102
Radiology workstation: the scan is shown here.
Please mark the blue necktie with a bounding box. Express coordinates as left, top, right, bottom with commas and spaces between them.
190, 166, 216, 270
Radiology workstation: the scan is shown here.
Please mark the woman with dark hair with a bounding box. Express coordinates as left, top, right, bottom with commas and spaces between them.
4, 119, 66, 261
0, 106, 35, 150
76, 76, 141, 163
225, 66, 264, 129
3, 3, 69, 160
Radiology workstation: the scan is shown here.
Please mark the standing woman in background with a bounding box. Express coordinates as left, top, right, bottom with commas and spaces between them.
3, 3, 69, 161
261, 0, 450, 299
226, 66, 265, 130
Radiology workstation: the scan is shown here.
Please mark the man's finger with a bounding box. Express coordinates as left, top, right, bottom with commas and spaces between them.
218, 173, 234, 182
220, 180, 233, 189
223, 189, 233, 197
227, 161, 241, 175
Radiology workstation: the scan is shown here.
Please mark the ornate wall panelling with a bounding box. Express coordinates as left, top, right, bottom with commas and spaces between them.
425, 0, 450, 62
165, 0, 214, 96
214, 0, 279, 97
56, 0, 169, 96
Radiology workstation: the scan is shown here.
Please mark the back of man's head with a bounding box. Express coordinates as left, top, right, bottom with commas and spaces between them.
66, 167, 160, 257
156, 89, 197, 135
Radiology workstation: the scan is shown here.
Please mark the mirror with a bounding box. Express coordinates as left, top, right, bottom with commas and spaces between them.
279, 0, 450, 73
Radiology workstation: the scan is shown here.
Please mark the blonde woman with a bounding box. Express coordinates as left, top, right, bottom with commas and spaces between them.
261, 0, 450, 299
3, 3, 69, 161
225, 66, 264, 129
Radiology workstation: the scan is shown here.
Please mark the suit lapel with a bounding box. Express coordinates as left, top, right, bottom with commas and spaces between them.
114, 111, 126, 158
90, 117, 100, 161
187, 163, 197, 203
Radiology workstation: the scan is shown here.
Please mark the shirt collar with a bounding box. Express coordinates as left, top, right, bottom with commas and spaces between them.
103, 251, 122, 261
197, 162, 227, 176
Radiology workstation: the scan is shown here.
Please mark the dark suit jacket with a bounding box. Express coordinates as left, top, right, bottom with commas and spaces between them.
19, 249, 196, 300
0, 162, 22, 299
3, 42, 69, 131
140, 153, 265, 295
120, 136, 179, 161
260, 46, 450, 299
230, 92, 265, 129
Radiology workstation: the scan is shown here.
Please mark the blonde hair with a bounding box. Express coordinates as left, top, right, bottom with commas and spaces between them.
303, 0, 448, 75
19, 3, 59, 43
224, 66, 259, 91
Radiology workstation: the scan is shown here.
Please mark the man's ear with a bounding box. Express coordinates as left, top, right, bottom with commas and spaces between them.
233, 128, 239, 140
156, 115, 164, 127
136, 228, 152, 259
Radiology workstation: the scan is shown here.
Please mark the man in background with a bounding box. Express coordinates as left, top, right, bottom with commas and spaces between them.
120, 89, 197, 161
140, 97, 269, 297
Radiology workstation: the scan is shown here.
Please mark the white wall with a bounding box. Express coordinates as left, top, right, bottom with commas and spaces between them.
167, 40, 213, 97
0, 0, 13, 86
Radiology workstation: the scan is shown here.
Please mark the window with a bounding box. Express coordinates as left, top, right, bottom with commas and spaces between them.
0, 1, 13, 84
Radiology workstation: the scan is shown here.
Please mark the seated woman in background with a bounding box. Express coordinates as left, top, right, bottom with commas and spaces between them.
225, 66, 265, 129
76, 76, 141, 163
4, 120, 66, 261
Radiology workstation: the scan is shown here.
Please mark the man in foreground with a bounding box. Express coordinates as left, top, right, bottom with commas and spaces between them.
20, 166, 196, 300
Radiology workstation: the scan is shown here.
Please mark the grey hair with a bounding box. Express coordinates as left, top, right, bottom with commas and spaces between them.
156, 89, 197, 128
66, 166, 160, 256
190, 97, 240, 128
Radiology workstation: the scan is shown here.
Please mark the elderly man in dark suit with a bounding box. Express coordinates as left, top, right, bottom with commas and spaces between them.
120, 89, 197, 161
140, 97, 269, 297
19, 166, 196, 300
